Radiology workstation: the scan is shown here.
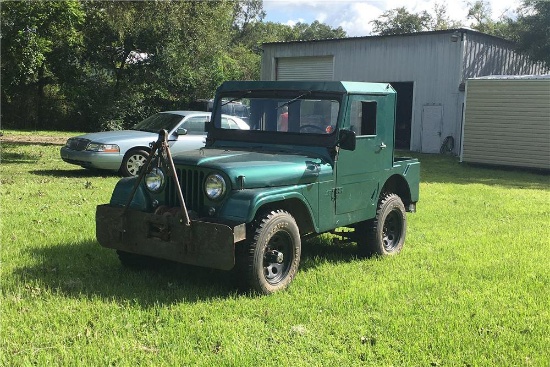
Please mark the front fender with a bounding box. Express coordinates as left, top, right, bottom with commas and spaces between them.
219, 185, 317, 226
109, 177, 154, 212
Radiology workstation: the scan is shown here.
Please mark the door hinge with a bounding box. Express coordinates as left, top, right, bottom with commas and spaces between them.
327, 187, 343, 201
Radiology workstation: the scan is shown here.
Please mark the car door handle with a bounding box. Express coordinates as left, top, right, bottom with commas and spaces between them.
379, 142, 387, 150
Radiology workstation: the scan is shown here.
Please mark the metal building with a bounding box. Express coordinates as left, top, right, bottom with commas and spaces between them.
460, 75, 550, 170
260, 28, 549, 153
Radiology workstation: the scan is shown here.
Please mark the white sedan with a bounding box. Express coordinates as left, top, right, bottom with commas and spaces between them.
60, 111, 249, 176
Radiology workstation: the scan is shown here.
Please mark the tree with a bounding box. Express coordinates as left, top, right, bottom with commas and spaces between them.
467, 0, 493, 32
72, 1, 236, 130
371, 7, 433, 35
290, 21, 346, 40
509, 0, 550, 68
231, 0, 266, 46
432, 2, 462, 30
466, 0, 511, 37
1, 1, 84, 129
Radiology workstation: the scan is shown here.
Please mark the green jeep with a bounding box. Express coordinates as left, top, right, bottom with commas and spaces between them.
96, 81, 420, 294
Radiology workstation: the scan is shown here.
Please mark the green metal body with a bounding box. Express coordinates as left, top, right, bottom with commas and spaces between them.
96, 81, 420, 270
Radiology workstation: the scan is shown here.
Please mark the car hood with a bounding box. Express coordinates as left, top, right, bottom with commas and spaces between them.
70, 130, 162, 144
172, 148, 333, 188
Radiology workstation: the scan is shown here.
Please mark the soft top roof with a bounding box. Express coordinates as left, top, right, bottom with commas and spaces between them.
216, 80, 395, 95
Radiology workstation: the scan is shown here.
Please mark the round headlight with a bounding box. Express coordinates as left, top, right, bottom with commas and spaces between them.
145, 168, 165, 193
205, 173, 226, 200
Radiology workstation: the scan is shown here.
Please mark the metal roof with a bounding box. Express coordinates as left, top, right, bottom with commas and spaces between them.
469, 74, 550, 80
262, 28, 512, 46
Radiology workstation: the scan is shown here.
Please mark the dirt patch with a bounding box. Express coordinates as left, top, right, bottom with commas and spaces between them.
1, 135, 68, 146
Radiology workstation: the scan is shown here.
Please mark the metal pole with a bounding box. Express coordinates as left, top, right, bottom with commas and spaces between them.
163, 138, 191, 226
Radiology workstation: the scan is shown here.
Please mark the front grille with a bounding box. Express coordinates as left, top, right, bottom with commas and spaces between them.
67, 138, 90, 151
166, 167, 205, 212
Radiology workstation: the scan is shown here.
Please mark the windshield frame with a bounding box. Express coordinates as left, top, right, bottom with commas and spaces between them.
208, 90, 344, 148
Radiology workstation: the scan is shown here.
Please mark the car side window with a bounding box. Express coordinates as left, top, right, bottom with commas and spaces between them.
182, 116, 207, 134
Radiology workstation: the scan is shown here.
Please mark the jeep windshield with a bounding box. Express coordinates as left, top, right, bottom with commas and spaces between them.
211, 91, 341, 136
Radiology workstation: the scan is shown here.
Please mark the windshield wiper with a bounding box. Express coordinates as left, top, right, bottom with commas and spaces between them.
221, 91, 251, 106
276, 91, 312, 110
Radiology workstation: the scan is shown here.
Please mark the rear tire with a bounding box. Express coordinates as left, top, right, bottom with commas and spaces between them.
358, 193, 407, 257
120, 149, 149, 177
245, 210, 301, 295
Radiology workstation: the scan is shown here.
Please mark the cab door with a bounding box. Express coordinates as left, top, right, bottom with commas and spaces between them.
334, 93, 395, 225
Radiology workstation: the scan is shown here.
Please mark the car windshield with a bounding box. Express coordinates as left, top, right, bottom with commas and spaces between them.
132, 113, 183, 133
214, 91, 340, 135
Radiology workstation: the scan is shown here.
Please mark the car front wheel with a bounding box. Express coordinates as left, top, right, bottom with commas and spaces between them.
120, 149, 149, 177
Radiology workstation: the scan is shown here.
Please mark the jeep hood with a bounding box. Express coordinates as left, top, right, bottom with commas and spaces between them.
172, 148, 333, 188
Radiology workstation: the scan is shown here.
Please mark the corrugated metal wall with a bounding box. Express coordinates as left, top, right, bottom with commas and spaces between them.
462, 32, 549, 78
261, 30, 550, 153
461, 78, 550, 170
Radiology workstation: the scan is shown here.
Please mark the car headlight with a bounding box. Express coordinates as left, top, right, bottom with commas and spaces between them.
86, 142, 120, 153
145, 168, 165, 193
205, 173, 226, 200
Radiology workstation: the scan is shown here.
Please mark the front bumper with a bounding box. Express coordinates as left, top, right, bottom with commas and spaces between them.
96, 205, 246, 270
60, 147, 122, 171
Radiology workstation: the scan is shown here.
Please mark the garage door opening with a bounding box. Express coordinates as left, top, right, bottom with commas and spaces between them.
389, 82, 413, 150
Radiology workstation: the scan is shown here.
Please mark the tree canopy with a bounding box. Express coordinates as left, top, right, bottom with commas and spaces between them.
371, 7, 433, 35
1, 0, 345, 131
508, 0, 550, 68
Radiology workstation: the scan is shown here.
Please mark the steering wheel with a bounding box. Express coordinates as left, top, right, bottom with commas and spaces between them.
299, 124, 326, 133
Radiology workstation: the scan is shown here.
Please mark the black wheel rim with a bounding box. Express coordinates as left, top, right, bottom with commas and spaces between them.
382, 210, 402, 252
263, 231, 293, 285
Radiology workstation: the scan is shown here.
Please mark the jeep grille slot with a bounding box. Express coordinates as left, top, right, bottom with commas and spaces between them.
166, 168, 205, 212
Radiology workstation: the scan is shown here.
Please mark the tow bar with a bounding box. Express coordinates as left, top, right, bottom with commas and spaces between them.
122, 129, 191, 225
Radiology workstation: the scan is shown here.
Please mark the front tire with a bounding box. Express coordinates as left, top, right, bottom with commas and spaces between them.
245, 210, 301, 295
120, 149, 149, 177
358, 193, 407, 257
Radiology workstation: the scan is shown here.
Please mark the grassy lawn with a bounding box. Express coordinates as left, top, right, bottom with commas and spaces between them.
1, 135, 549, 366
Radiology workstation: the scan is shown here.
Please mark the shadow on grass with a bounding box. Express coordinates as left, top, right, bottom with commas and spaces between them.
2, 151, 42, 164
13, 235, 359, 305
30, 169, 119, 179
300, 234, 359, 271
14, 240, 240, 306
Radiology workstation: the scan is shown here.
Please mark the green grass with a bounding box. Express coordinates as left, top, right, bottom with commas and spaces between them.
1, 138, 549, 366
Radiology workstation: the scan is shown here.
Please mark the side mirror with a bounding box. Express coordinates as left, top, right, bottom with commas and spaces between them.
176, 128, 188, 136
338, 129, 356, 151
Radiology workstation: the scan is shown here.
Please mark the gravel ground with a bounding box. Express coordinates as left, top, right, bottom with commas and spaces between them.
0, 134, 68, 145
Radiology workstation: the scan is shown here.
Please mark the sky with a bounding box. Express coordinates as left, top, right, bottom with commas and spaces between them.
262, 0, 522, 37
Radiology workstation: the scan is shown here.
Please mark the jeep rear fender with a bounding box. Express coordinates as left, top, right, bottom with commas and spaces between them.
381, 164, 420, 207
